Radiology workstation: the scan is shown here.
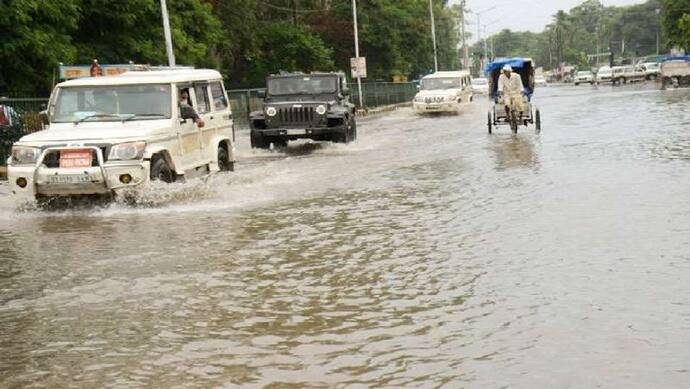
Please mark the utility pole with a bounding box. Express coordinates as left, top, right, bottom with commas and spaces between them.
459, 0, 469, 69
656, 8, 661, 55
430, 0, 438, 72
160, 0, 175, 67
352, 0, 363, 108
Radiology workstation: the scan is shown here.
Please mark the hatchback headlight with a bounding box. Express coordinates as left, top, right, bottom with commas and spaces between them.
266, 107, 277, 117
11, 146, 41, 165
414, 96, 423, 102
109, 142, 145, 161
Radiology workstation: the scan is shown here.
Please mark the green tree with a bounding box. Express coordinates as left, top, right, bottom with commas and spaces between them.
660, 0, 690, 51
0, 0, 81, 95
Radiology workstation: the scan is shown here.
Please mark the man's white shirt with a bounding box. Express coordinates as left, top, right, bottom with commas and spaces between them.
498, 73, 524, 95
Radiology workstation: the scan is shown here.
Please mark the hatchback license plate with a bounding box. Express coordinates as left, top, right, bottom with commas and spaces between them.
60, 149, 92, 168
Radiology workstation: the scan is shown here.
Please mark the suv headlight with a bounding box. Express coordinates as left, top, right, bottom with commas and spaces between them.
11, 146, 41, 165
109, 142, 145, 161
316, 105, 327, 115
266, 107, 277, 117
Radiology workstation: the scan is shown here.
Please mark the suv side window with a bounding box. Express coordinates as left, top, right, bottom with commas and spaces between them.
194, 83, 211, 114
210, 82, 228, 111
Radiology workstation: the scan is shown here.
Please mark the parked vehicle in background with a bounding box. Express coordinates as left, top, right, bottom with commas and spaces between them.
612, 66, 645, 84
597, 66, 613, 84
0, 103, 19, 128
660, 56, 690, 89
413, 71, 473, 114
249, 72, 356, 148
574, 71, 595, 85
642, 62, 661, 80
471, 77, 489, 95
534, 75, 548, 87
7, 69, 236, 202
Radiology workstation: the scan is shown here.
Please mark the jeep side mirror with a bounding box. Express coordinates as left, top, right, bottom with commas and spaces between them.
179, 104, 197, 121
39, 110, 49, 125
258, 89, 266, 98
342, 87, 350, 96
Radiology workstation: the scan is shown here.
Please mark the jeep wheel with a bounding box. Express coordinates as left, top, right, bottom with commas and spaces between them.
250, 131, 270, 149
217, 145, 234, 172
151, 156, 174, 183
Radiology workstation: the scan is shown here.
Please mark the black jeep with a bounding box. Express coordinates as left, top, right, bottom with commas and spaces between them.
249, 72, 357, 149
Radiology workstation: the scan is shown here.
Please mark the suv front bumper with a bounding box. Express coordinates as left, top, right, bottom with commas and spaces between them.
8, 147, 151, 199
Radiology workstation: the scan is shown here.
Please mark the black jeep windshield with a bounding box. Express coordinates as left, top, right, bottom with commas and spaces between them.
267, 76, 337, 96
53, 84, 172, 123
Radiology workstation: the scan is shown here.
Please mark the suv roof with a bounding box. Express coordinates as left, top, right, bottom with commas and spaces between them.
58, 69, 223, 87
268, 72, 344, 78
423, 71, 471, 79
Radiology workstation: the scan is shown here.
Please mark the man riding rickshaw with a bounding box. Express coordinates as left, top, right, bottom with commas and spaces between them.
486, 58, 541, 134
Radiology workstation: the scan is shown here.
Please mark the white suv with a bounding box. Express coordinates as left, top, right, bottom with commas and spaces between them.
7, 69, 236, 202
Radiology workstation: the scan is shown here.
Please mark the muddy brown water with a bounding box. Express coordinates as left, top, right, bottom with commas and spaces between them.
1, 84, 690, 387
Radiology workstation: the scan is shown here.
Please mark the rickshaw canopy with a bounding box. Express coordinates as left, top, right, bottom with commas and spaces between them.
485, 57, 535, 99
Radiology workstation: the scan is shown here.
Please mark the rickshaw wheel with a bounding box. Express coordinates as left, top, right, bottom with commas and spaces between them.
535, 109, 542, 132
487, 111, 493, 134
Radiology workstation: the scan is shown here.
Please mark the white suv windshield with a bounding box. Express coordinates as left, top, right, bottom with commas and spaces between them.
53, 84, 172, 123
422, 78, 461, 90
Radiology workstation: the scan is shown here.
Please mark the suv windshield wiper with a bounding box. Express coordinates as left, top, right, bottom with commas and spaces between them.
74, 113, 123, 124
122, 113, 167, 122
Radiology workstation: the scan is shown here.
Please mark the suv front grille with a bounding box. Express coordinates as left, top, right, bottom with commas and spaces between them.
41, 148, 105, 168
279, 106, 316, 124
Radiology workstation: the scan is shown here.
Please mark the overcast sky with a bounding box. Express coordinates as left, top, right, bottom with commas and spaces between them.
450, 0, 647, 41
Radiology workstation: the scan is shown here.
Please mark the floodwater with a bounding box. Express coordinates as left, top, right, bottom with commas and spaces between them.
1, 84, 690, 388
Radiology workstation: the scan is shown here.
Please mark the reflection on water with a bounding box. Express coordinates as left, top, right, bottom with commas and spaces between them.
489, 134, 540, 172
1, 86, 690, 387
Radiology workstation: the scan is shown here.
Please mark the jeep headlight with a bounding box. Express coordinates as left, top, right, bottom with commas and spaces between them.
11, 146, 41, 165
266, 107, 277, 117
109, 141, 145, 161
316, 105, 327, 115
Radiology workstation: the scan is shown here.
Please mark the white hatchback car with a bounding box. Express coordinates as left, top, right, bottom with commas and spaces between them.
7, 69, 236, 201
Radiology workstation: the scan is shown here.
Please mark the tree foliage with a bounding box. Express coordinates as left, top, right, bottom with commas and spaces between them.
0, 0, 460, 95
660, 0, 690, 52
481, 0, 668, 69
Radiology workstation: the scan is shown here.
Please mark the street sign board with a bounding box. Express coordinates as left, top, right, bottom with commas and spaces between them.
351, 57, 367, 78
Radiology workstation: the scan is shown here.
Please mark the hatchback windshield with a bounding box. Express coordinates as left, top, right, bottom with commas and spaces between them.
53, 84, 172, 123
267, 76, 337, 95
422, 78, 461, 90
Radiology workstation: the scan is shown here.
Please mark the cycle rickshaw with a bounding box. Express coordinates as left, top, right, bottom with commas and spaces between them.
486, 58, 541, 134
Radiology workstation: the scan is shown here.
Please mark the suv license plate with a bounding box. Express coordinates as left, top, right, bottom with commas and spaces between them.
47, 175, 91, 184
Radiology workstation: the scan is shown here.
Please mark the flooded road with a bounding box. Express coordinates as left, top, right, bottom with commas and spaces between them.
1, 84, 690, 387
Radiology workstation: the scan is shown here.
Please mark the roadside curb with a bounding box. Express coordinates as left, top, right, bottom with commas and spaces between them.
357, 102, 411, 118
